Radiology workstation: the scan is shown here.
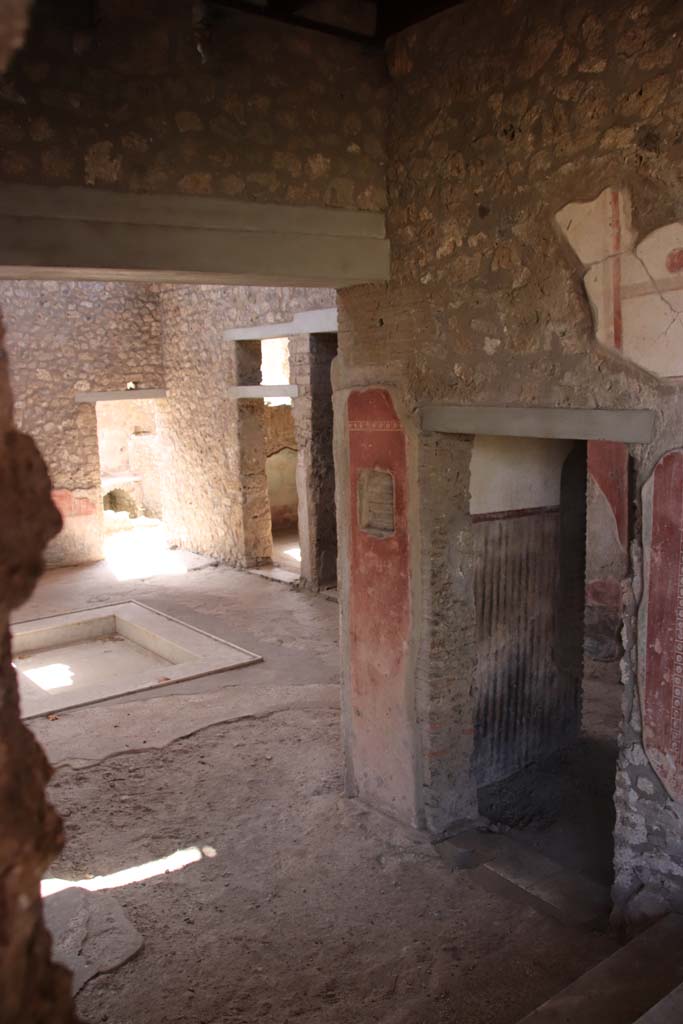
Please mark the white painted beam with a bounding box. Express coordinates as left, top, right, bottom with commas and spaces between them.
224, 306, 338, 341
228, 385, 299, 399
75, 389, 167, 404
421, 405, 655, 443
0, 185, 389, 288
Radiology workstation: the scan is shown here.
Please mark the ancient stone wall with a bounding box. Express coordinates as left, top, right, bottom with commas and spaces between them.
335, 0, 683, 921
128, 430, 163, 519
291, 333, 338, 588
0, 0, 386, 211
264, 403, 297, 458
158, 286, 334, 563
95, 398, 157, 475
264, 404, 298, 532
96, 398, 163, 518
0, 281, 164, 565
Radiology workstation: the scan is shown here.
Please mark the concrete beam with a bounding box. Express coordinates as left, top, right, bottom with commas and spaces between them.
421, 405, 654, 444
0, 185, 389, 287
228, 385, 299, 399
224, 307, 338, 341
75, 389, 167, 404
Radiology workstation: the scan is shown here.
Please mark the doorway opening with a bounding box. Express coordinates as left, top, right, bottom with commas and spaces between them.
95, 397, 171, 576
471, 438, 622, 889
260, 337, 301, 577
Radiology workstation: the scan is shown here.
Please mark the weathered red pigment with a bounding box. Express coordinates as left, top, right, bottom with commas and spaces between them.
347, 389, 415, 821
610, 188, 623, 351
51, 490, 97, 518
586, 577, 622, 610
588, 441, 629, 549
666, 248, 683, 274
644, 450, 683, 801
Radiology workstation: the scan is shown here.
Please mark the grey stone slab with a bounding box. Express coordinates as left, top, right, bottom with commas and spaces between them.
634, 982, 683, 1023
517, 915, 683, 1024
0, 184, 386, 238
224, 306, 338, 340
441, 829, 610, 926
468, 865, 570, 924
248, 566, 299, 584
517, 868, 610, 927
0, 186, 389, 287
0, 220, 390, 288
43, 886, 143, 994
75, 389, 166, 404
421, 405, 655, 443
228, 385, 299, 399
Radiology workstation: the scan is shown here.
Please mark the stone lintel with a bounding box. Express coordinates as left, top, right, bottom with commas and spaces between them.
421, 405, 654, 444
224, 307, 338, 341
75, 389, 166, 404
228, 385, 299, 399
0, 186, 388, 288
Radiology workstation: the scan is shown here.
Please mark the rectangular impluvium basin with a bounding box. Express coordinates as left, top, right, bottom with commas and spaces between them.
13, 602, 261, 718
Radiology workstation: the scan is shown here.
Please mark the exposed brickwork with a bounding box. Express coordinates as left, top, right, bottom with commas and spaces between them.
0, 0, 387, 210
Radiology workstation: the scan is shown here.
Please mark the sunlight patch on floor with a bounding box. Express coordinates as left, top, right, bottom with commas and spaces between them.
18, 662, 74, 691
103, 524, 189, 581
41, 845, 218, 898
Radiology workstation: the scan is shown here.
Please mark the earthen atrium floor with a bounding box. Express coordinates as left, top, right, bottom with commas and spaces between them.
22, 561, 619, 1024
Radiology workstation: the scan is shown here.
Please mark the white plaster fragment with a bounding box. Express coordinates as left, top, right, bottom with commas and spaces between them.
636, 223, 683, 315
560, 186, 683, 378
555, 187, 636, 268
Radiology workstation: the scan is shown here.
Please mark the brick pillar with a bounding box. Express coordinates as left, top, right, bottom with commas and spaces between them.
234, 340, 272, 567
290, 333, 337, 589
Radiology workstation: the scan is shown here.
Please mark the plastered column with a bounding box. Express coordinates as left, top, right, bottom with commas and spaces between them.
335, 385, 425, 827
291, 333, 338, 589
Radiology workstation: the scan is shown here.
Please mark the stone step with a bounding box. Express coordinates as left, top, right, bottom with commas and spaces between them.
634, 982, 683, 1024
516, 914, 683, 1024
435, 828, 610, 927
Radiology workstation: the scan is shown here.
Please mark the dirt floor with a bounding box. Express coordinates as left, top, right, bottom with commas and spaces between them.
20, 559, 621, 1024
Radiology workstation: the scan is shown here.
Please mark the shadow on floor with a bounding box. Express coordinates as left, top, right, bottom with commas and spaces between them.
478, 660, 622, 886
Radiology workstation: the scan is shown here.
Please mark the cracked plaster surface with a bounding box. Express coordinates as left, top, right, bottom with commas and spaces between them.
556, 187, 683, 379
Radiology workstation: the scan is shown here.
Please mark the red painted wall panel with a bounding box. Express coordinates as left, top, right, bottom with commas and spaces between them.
347, 389, 415, 821
643, 450, 683, 800
51, 489, 97, 518
588, 440, 629, 550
